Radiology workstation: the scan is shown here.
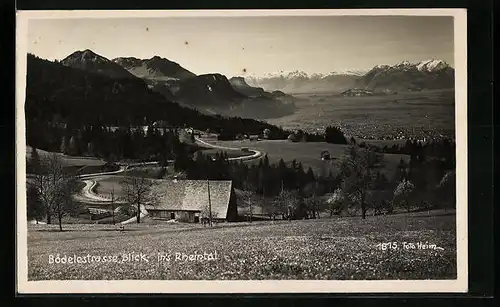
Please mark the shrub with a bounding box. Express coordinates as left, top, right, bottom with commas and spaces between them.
393, 179, 416, 212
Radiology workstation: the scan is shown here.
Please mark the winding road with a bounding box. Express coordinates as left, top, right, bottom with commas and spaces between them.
194, 137, 263, 162
71, 134, 264, 224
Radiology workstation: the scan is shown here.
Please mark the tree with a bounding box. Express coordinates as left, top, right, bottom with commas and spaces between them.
326, 188, 345, 216
31, 153, 64, 224
436, 171, 456, 210
27, 185, 44, 223
121, 176, 158, 223
239, 191, 254, 223
201, 203, 218, 225
338, 146, 385, 219
68, 135, 78, 156
30, 153, 77, 230
110, 187, 116, 225
27, 146, 41, 174
275, 189, 300, 220
304, 196, 321, 219
393, 179, 416, 213
325, 126, 348, 144
54, 174, 79, 231
60, 136, 68, 154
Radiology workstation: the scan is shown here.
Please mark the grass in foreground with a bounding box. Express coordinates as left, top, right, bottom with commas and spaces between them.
27, 210, 456, 280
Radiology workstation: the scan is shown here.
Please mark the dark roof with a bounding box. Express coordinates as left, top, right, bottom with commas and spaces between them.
145, 180, 233, 218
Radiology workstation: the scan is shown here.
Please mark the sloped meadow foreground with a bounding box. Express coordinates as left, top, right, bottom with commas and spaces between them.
28, 210, 456, 280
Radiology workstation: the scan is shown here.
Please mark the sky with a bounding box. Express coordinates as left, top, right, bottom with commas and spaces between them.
27, 15, 454, 77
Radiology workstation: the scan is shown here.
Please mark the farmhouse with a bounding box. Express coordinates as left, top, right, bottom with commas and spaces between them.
145, 180, 238, 223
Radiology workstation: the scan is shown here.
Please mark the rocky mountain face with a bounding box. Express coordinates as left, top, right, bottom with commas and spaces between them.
228, 77, 265, 97
61, 49, 137, 80
176, 74, 247, 106
112, 56, 196, 81
355, 60, 454, 92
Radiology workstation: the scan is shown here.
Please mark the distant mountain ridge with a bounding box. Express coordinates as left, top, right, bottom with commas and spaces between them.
245, 59, 454, 94
61, 49, 137, 80
356, 59, 454, 92
245, 71, 361, 93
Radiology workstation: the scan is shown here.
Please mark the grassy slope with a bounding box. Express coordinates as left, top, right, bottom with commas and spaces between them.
26, 145, 106, 167
27, 210, 456, 280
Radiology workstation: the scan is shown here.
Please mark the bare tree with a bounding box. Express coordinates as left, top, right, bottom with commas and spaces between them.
120, 176, 158, 223
326, 188, 345, 216
54, 174, 79, 231
110, 187, 116, 225
27, 184, 44, 224
201, 203, 218, 226
339, 146, 384, 219
238, 190, 254, 222
31, 153, 64, 224
30, 152, 78, 230
275, 189, 300, 220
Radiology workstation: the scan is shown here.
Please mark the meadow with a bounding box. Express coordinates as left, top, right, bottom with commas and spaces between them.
267, 89, 455, 140
200, 138, 409, 176
27, 209, 456, 280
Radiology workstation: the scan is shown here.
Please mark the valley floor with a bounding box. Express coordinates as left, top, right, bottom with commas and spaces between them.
27, 209, 456, 280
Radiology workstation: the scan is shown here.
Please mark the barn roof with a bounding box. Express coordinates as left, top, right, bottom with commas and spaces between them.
145, 180, 233, 218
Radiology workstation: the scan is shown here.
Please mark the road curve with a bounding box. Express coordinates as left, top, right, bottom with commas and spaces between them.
194, 137, 264, 162
72, 135, 264, 221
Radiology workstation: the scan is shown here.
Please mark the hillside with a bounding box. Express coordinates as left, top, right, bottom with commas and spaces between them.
229, 76, 266, 97
174, 74, 296, 119
25, 54, 287, 136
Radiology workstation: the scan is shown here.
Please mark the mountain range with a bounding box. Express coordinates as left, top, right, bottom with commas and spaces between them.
26, 53, 283, 137
354, 60, 454, 92
88, 51, 295, 119
52, 49, 454, 120
245, 60, 454, 94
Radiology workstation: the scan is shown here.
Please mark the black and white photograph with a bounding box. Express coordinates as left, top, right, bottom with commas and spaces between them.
16, 9, 467, 293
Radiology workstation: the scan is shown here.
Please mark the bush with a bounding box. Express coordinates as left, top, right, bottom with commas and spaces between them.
118, 205, 137, 218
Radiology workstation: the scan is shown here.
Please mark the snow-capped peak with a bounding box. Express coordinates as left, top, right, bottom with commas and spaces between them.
415, 59, 449, 72
285, 70, 309, 79
396, 60, 412, 66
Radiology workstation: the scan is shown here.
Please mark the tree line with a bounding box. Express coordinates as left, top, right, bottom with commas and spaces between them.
174, 140, 455, 220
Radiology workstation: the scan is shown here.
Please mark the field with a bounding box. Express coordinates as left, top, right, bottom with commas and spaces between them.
267, 89, 455, 140
199, 138, 409, 176
93, 176, 127, 198
27, 210, 456, 280
26, 145, 107, 167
